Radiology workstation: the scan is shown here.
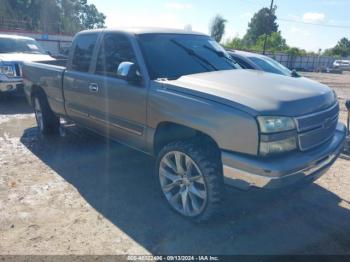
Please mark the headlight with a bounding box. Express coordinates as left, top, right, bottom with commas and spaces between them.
257, 116, 296, 133
260, 136, 297, 156
0, 65, 15, 77
257, 116, 297, 156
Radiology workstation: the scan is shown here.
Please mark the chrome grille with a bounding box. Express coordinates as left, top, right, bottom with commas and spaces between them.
14, 63, 21, 77
296, 103, 339, 151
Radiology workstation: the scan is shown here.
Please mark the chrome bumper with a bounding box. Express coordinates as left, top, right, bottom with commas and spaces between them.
222, 123, 346, 190
0, 76, 22, 92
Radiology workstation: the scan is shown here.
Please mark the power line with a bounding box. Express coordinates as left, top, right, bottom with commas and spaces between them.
278, 18, 350, 29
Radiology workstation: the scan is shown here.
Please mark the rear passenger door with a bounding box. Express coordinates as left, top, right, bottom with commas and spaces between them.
87, 33, 148, 150
64, 33, 99, 126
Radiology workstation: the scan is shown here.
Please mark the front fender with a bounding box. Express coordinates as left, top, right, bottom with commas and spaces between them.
148, 82, 259, 156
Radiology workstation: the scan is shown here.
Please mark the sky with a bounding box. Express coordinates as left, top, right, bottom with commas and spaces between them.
88, 0, 350, 52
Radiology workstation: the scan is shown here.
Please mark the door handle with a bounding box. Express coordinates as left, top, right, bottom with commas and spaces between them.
88, 83, 99, 93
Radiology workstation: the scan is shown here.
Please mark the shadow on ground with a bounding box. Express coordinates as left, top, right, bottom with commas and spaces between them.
0, 92, 32, 115
20, 124, 350, 255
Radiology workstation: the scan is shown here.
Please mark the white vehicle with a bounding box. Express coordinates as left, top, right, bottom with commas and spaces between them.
333, 59, 350, 70
0, 34, 54, 93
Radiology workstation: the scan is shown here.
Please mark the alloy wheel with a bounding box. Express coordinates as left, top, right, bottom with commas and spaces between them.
159, 151, 207, 217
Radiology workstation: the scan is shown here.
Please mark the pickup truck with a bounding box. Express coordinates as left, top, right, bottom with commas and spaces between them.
0, 34, 54, 93
22, 28, 347, 222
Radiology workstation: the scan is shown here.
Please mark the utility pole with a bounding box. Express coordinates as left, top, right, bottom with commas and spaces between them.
262, 0, 274, 54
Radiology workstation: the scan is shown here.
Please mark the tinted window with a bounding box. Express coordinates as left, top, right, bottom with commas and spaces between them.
71, 34, 98, 72
231, 56, 254, 69
137, 34, 238, 80
95, 33, 137, 77
249, 56, 292, 76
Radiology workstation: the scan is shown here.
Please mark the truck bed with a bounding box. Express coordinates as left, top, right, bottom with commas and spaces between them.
22, 61, 67, 116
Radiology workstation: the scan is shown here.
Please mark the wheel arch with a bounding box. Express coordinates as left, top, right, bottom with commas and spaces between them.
153, 121, 221, 159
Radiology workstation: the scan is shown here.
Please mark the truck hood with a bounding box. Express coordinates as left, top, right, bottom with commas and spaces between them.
0, 53, 54, 63
163, 69, 336, 116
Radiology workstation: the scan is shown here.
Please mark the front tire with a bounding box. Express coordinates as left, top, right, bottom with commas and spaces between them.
32, 92, 60, 135
156, 139, 224, 222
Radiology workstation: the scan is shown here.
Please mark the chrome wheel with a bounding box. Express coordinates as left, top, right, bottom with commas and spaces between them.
159, 151, 207, 217
34, 97, 44, 132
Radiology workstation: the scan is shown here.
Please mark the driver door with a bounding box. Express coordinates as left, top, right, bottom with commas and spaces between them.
87, 33, 148, 150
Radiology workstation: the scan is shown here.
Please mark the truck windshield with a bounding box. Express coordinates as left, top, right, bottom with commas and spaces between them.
0, 38, 47, 54
249, 56, 292, 77
137, 34, 239, 80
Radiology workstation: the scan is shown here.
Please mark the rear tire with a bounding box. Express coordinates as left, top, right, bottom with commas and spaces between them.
32, 92, 60, 135
156, 139, 224, 222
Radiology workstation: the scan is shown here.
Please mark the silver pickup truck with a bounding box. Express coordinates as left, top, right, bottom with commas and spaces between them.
22, 28, 346, 222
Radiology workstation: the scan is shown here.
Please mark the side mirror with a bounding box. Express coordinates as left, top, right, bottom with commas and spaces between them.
117, 62, 141, 84
291, 69, 300, 78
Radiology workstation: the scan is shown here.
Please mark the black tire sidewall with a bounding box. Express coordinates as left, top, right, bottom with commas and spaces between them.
32, 92, 59, 135
156, 139, 224, 222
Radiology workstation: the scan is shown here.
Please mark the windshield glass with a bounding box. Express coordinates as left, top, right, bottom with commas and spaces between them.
249, 56, 292, 76
0, 38, 47, 54
137, 34, 239, 80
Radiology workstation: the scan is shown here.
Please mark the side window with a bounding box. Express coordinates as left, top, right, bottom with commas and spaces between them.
95, 33, 137, 77
233, 56, 254, 69
71, 34, 98, 72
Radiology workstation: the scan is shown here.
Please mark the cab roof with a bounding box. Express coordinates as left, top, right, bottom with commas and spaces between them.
0, 34, 35, 40
78, 27, 207, 36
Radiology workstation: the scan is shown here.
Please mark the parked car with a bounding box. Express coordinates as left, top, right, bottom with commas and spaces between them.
333, 59, 350, 70
22, 28, 346, 222
227, 50, 300, 77
0, 34, 54, 93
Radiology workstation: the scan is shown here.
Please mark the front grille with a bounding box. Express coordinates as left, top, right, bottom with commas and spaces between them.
295, 103, 339, 151
14, 63, 21, 77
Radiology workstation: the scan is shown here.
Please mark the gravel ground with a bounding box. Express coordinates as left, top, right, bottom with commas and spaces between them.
0, 72, 350, 256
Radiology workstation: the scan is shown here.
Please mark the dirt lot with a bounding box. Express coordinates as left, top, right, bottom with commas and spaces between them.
0, 72, 350, 256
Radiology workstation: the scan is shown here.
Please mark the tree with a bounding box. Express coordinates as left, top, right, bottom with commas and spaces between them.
79, 2, 106, 29
225, 36, 244, 50
332, 37, 350, 57
243, 6, 278, 46
254, 32, 288, 52
0, 0, 106, 34
209, 15, 227, 43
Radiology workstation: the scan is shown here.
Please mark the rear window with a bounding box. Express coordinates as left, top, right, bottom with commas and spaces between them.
71, 34, 98, 72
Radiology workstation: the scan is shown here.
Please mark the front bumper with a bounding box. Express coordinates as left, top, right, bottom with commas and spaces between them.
0, 75, 23, 92
222, 122, 347, 190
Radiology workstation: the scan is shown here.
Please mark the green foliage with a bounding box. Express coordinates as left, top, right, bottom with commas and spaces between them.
0, 0, 106, 34
243, 7, 278, 46
326, 38, 350, 57
225, 37, 244, 50
209, 15, 227, 43
286, 47, 307, 56
254, 32, 288, 52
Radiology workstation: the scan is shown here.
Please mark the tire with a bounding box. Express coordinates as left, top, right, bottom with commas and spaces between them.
32, 92, 60, 135
156, 139, 224, 222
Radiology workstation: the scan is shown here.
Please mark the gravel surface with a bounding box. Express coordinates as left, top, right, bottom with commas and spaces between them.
0, 73, 350, 255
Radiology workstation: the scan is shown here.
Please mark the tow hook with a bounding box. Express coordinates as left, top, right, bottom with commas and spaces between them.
341, 100, 350, 159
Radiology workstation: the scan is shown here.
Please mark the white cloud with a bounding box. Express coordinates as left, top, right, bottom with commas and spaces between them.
302, 12, 326, 23
164, 2, 192, 10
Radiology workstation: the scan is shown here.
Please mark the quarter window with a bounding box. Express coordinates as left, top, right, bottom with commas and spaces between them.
95, 34, 137, 77
71, 34, 98, 72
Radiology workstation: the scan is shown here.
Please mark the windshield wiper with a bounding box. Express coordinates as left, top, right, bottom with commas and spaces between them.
203, 45, 238, 68
170, 39, 218, 71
